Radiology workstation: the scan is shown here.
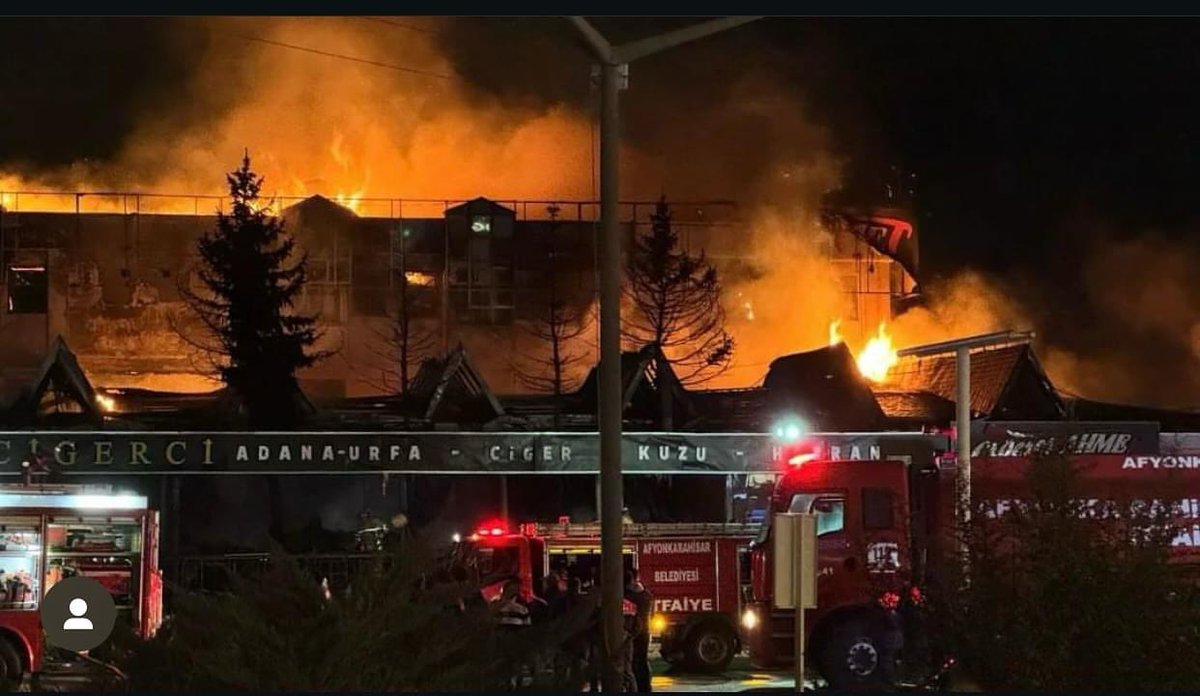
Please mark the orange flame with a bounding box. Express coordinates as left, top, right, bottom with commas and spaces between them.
334, 190, 364, 214
828, 319, 843, 346
856, 322, 898, 383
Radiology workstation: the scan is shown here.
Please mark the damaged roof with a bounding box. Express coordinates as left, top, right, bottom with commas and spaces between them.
3, 336, 104, 427
874, 390, 956, 425
756, 343, 888, 431
573, 344, 692, 427
885, 342, 1065, 421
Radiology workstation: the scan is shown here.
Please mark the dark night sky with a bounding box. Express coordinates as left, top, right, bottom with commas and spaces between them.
2, 17, 1200, 405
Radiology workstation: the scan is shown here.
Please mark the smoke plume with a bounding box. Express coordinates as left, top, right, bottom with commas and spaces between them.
1, 17, 598, 203
4, 18, 1198, 409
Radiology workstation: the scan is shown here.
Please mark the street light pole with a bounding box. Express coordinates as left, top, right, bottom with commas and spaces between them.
569, 16, 761, 692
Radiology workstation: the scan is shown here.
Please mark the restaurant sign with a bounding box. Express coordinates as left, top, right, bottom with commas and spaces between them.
0, 431, 946, 475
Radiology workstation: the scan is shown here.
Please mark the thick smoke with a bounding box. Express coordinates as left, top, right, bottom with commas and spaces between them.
1, 17, 598, 202
4, 18, 1197, 408
890, 272, 1031, 349
1038, 235, 1200, 408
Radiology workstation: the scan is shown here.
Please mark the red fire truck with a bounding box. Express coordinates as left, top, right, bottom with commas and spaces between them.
468, 518, 759, 672
0, 485, 162, 690
740, 450, 1200, 690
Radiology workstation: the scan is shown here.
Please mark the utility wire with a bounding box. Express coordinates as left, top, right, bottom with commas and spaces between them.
227, 33, 457, 81
360, 17, 440, 35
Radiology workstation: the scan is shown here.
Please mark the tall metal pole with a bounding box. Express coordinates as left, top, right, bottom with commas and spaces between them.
568, 18, 762, 691
596, 59, 626, 693
955, 346, 972, 528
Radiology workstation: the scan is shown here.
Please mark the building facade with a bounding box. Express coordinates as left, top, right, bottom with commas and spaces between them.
0, 193, 917, 401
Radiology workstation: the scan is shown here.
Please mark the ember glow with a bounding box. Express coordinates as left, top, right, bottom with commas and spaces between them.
95, 393, 118, 413
855, 322, 899, 383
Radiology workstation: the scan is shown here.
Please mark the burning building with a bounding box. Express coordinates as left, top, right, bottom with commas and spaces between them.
0, 191, 919, 401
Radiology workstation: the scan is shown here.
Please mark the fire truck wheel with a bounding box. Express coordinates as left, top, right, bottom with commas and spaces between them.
819, 618, 892, 692
685, 621, 736, 673
0, 638, 22, 692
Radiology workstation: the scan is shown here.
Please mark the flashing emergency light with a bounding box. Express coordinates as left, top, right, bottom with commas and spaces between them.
741, 607, 760, 631
475, 519, 509, 537
772, 416, 808, 443
788, 451, 818, 467
451, 533, 462, 544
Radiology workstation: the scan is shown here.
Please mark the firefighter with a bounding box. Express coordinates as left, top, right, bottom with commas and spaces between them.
619, 593, 640, 691
543, 566, 569, 617
625, 568, 654, 692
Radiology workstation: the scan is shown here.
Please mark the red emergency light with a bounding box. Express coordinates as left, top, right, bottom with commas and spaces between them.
475, 519, 509, 537
780, 439, 823, 468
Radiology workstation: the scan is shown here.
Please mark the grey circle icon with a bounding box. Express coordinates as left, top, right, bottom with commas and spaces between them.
41, 576, 117, 652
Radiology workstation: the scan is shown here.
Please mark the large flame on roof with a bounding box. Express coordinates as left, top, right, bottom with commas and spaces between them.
826, 319, 899, 383
856, 322, 899, 383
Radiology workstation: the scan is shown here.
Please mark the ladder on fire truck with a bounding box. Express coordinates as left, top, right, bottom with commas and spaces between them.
532, 520, 763, 539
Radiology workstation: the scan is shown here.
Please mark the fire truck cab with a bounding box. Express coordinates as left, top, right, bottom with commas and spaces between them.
743, 445, 1200, 690
0, 484, 162, 690
742, 454, 939, 690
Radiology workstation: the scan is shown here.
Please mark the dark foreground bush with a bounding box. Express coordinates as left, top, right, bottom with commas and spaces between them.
939, 455, 1200, 691
107, 545, 594, 691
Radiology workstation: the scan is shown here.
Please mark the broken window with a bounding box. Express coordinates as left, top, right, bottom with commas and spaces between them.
7, 265, 48, 314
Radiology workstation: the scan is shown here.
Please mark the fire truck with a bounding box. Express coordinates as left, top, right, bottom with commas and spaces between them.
0, 485, 162, 690
467, 517, 760, 672
740, 448, 1200, 690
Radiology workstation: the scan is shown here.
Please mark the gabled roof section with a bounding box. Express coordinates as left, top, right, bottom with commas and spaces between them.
444, 197, 516, 218
281, 194, 360, 222
5, 336, 103, 425
761, 343, 887, 431
574, 344, 693, 424
887, 342, 1064, 420
684, 387, 771, 432
409, 343, 505, 423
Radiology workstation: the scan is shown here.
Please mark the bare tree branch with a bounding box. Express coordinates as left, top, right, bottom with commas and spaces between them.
623, 197, 734, 386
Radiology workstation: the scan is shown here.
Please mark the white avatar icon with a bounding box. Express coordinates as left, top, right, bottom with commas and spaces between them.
62, 598, 93, 631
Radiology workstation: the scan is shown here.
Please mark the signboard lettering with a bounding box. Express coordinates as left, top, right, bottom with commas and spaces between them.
653, 597, 714, 613
972, 422, 1158, 457
0, 431, 943, 475
1122, 456, 1200, 469
642, 540, 711, 555
652, 569, 702, 584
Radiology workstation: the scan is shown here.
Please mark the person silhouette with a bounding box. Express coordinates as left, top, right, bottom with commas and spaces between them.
63, 598, 93, 631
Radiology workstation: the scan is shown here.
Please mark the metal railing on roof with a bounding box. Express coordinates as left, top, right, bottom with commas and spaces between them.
0, 190, 742, 225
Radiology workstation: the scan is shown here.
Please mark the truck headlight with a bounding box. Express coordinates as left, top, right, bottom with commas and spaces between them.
741, 608, 759, 631
650, 613, 667, 636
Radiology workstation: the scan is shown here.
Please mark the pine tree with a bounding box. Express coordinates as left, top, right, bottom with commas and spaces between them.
624, 197, 734, 386
184, 152, 326, 426
514, 206, 587, 423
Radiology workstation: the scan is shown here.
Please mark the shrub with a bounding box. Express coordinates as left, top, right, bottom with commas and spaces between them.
110, 544, 593, 692
938, 455, 1200, 691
